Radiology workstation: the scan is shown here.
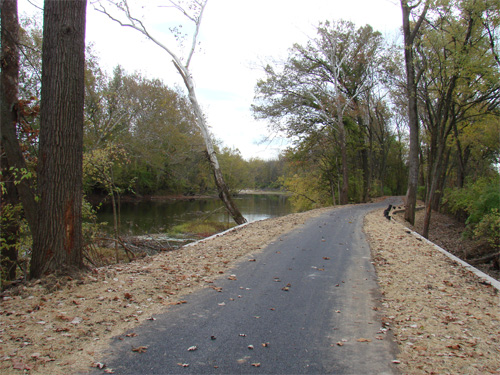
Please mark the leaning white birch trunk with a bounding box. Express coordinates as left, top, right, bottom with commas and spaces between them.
172, 60, 246, 225
96, 0, 247, 225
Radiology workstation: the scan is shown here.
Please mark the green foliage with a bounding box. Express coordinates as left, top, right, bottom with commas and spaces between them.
81, 198, 106, 244
0, 167, 33, 195
218, 147, 251, 193
445, 176, 500, 247
473, 209, 500, 248
83, 143, 130, 195
280, 172, 332, 212
0, 203, 31, 283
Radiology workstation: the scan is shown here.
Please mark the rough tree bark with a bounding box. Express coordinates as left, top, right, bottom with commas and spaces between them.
401, 0, 429, 225
29, 0, 87, 278
96, 0, 246, 225
0, 0, 21, 283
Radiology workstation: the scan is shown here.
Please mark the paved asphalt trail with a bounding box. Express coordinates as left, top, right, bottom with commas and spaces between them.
92, 199, 401, 374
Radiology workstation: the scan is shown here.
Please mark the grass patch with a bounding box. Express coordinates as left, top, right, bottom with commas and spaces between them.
169, 221, 236, 238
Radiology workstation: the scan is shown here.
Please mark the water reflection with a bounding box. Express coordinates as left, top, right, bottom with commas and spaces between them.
96, 194, 291, 236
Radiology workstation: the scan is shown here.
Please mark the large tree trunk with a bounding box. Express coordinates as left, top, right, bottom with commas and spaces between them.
361, 144, 370, 203
1, 0, 21, 284
401, 0, 428, 225
402, 2, 418, 225
30, 0, 87, 278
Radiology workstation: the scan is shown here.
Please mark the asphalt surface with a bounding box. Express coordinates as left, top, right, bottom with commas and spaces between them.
91, 199, 401, 374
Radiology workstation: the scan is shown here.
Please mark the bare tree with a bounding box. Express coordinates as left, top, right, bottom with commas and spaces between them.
95, 0, 246, 225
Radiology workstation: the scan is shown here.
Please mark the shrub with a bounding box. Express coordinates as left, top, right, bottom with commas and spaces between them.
444, 176, 500, 247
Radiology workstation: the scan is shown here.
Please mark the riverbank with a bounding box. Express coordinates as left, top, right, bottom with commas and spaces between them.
0, 203, 498, 374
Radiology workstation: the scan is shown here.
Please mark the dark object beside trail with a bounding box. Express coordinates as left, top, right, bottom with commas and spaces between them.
383, 205, 393, 220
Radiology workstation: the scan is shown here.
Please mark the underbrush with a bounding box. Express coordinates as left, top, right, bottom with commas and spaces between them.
444, 176, 500, 250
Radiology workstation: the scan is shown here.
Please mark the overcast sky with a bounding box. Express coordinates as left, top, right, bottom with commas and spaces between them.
19, 0, 403, 160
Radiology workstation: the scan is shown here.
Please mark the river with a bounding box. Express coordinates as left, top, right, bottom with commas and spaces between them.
95, 194, 292, 236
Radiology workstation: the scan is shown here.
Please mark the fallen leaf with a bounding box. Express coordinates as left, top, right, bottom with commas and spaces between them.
239, 333, 247, 337
357, 338, 372, 342
248, 345, 254, 350
177, 363, 189, 367
124, 293, 133, 300
447, 344, 461, 350
104, 369, 115, 374
126, 333, 138, 337
323, 257, 330, 260
248, 259, 256, 262
92, 362, 106, 369
262, 342, 270, 347
132, 346, 148, 353
187, 346, 197, 351
56, 314, 72, 321
12, 362, 32, 371
227, 275, 237, 281
336, 342, 344, 346
251, 363, 261, 367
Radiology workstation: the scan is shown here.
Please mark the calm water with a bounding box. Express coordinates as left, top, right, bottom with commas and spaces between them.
96, 194, 292, 236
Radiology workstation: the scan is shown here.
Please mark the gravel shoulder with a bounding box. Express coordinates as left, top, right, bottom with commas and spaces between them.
0, 203, 498, 374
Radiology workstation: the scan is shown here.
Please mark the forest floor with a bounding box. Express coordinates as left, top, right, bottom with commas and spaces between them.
0, 202, 499, 374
